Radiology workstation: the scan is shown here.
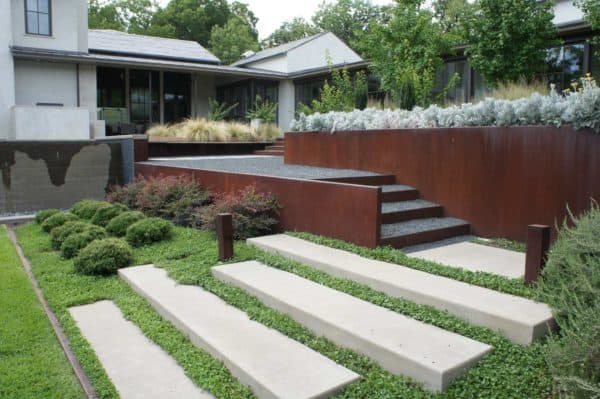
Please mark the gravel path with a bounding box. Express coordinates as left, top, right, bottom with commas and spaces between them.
143, 156, 381, 180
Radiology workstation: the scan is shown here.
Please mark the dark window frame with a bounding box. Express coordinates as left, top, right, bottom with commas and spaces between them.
25, 0, 52, 36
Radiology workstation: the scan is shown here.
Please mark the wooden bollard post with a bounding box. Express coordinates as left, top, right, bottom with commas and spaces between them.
524, 224, 550, 285
216, 213, 234, 261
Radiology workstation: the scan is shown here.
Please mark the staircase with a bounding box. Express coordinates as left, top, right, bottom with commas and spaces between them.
254, 137, 284, 156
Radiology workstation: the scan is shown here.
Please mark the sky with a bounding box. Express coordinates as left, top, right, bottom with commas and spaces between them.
156, 0, 395, 40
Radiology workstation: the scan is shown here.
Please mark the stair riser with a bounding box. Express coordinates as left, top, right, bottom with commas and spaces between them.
318, 175, 396, 186
266, 146, 285, 150
380, 224, 471, 248
254, 150, 284, 155
381, 206, 444, 224
382, 190, 420, 202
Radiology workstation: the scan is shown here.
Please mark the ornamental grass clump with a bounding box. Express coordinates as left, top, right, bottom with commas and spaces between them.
195, 185, 280, 240
537, 203, 600, 397
41, 212, 79, 233
50, 221, 89, 249
60, 225, 107, 259
35, 208, 59, 224
125, 217, 173, 247
106, 211, 145, 237
70, 199, 106, 220
90, 203, 127, 227
73, 238, 132, 275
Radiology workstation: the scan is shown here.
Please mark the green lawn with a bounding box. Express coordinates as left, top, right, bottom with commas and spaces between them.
15, 223, 553, 398
0, 225, 83, 399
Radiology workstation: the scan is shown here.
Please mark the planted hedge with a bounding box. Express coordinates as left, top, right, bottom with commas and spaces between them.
60, 226, 107, 259
73, 238, 132, 275
106, 211, 145, 237
41, 212, 79, 233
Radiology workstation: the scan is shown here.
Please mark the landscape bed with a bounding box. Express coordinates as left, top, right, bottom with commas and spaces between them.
14, 221, 554, 398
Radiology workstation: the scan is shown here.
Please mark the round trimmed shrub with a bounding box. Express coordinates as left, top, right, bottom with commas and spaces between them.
71, 199, 106, 220
41, 212, 79, 233
106, 211, 145, 237
50, 221, 89, 249
73, 238, 132, 275
126, 217, 173, 247
35, 208, 60, 224
60, 226, 107, 259
90, 203, 127, 227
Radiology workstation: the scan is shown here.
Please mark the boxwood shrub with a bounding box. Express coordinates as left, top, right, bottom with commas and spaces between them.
35, 209, 60, 224
60, 225, 107, 259
73, 238, 132, 275
70, 199, 106, 220
106, 211, 145, 237
41, 213, 79, 233
50, 221, 89, 249
125, 217, 173, 247
90, 203, 127, 227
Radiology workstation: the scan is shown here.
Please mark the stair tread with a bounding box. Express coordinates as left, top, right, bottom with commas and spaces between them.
214, 260, 492, 393
382, 200, 440, 214
380, 184, 417, 193
381, 217, 469, 238
119, 265, 359, 399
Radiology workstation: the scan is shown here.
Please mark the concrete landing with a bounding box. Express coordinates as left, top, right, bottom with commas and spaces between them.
119, 265, 359, 399
408, 241, 525, 278
213, 261, 492, 393
248, 234, 554, 345
69, 300, 213, 399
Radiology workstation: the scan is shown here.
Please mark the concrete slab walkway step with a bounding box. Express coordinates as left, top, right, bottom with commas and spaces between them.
408, 241, 525, 279
119, 265, 359, 399
214, 261, 492, 393
69, 300, 214, 399
248, 234, 554, 345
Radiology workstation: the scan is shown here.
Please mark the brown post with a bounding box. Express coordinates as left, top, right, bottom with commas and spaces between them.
524, 224, 551, 285
216, 213, 234, 261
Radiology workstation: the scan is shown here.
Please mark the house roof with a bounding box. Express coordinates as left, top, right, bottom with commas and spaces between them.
231, 32, 328, 67
88, 29, 221, 64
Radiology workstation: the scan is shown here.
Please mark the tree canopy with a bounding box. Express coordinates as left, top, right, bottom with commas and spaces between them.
261, 18, 321, 48
210, 17, 259, 64
88, 0, 157, 33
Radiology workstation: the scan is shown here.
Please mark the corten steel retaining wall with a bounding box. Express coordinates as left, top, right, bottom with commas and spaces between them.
135, 163, 382, 247
284, 126, 600, 242
1, 139, 128, 213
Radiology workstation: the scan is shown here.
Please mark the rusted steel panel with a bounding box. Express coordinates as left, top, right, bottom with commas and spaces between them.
135, 163, 381, 247
284, 127, 600, 242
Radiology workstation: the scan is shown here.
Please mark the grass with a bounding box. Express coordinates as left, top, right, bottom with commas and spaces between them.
289, 231, 534, 298
17, 223, 553, 398
0, 225, 83, 399
147, 118, 280, 142
472, 237, 527, 253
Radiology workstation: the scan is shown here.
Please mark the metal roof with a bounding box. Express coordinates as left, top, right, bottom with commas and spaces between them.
88, 29, 221, 64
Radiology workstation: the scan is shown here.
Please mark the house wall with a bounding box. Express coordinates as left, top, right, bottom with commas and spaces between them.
192, 73, 216, 118
14, 60, 78, 106
11, 0, 88, 53
12, 106, 90, 140
0, 1, 16, 140
287, 33, 362, 73
278, 80, 295, 131
553, 0, 584, 27
247, 55, 288, 73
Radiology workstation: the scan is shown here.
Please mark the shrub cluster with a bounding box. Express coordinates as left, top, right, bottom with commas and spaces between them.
60, 225, 107, 259
106, 211, 145, 237
50, 221, 89, 249
290, 76, 600, 133
35, 208, 59, 224
90, 203, 127, 227
537, 204, 600, 397
70, 199, 106, 220
194, 186, 280, 240
146, 118, 280, 142
73, 238, 132, 275
125, 217, 173, 247
41, 212, 79, 233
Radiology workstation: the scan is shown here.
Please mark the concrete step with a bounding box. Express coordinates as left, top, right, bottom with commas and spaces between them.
248, 235, 554, 345
380, 217, 471, 248
265, 145, 285, 150
69, 300, 214, 399
381, 200, 444, 223
380, 184, 420, 202
254, 150, 284, 156
119, 265, 359, 399
213, 261, 492, 393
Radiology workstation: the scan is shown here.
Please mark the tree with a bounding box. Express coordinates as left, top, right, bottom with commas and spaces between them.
358, 0, 452, 109
230, 2, 258, 37
577, 0, 600, 57
464, 0, 558, 86
147, 0, 231, 46
300, 66, 368, 114
210, 17, 259, 64
88, 0, 157, 33
432, 0, 473, 45
312, 0, 388, 52
262, 18, 321, 48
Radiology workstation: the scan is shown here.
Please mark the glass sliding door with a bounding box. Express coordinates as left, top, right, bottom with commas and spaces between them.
129, 70, 160, 127
164, 72, 191, 123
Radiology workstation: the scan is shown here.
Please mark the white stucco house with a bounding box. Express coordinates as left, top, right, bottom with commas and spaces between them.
0, 0, 365, 141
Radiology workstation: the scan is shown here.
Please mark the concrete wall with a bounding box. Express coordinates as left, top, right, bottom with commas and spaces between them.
11, 0, 88, 53
79, 63, 104, 137
278, 80, 295, 132
287, 33, 362, 73
14, 60, 78, 106
192, 73, 216, 118
12, 106, 90, 140
0, 1, 16, 140
553, 0, 584, 27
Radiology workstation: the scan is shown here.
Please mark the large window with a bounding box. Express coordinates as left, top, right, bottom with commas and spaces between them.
434, 59, 469, 104
25, 0, 51, 36
164, 72, 191, 124
130, 70, 160, 125
546, 42, 586, 90
217, 79, 278, 121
